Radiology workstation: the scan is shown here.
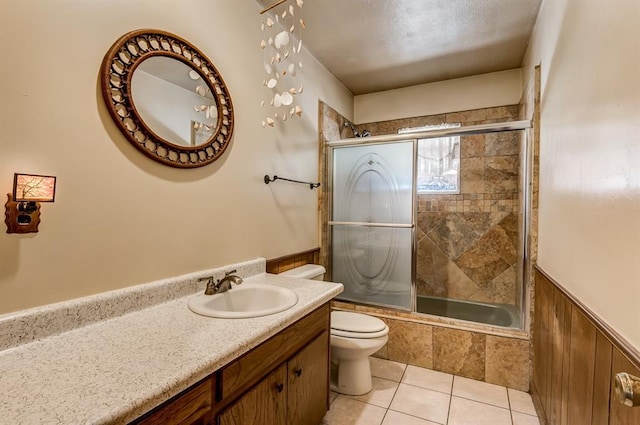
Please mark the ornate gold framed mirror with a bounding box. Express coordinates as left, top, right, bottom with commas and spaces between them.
100, 29, 234, 168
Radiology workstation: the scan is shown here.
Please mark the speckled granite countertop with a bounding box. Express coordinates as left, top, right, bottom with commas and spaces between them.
0, 270, 343, 424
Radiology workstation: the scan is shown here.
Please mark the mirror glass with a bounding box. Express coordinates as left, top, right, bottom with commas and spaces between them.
131, 57, 218, 147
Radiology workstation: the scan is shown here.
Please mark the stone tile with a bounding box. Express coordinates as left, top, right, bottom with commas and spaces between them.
512, 411, 541, 425
428, 213, 480, 259
508, 388, 537, 416
485, 336, 530, 391
416, 237, 449, 297
381, 410, 440, 425
408, 114, 447, 128
481, 225, 517, 264
498, 212, 519, 248
370, 357, 407, 382
432, 328, 485, 380
322, 396, 386, 425
485, 132, 520, 157
443, 261, 482, 300
372, 343, 388, 360
455, 241, 510, 287
485, 156, 519, 193
446, 109, 487, 123
417, 211, 447, 235
452, 376, 509, 408
346, 377, 399, 408
486, 266, 516, 304
485, 105, 519, 120
329, 390, 339, 404
461, 135, 486, 158
447, 396, 512, 425
376, 119, 411, 135
460, 157, 485, 193
416, 236, 481, 300
386, 318, 433, 368
401, 365, 453, 394
389, 384, 450, 424
464, 212, 509, 239
415, 277, 435, 297
468, 289, 493, 303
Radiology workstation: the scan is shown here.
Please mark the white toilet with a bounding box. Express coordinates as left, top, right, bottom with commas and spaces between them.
278, 264, 390, 396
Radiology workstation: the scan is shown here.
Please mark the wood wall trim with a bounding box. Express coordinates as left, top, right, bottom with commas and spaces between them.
535, 265, 640, 368
266, 248, 321, 274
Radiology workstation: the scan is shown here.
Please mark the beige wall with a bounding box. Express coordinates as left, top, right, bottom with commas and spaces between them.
523, 0, 640, 349
0, 0, 353, 314
354, 69, 522, 124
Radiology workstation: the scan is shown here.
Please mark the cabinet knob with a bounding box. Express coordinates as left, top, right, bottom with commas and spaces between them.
614, 372, 640, 407
295, 368, 303, 377
276, 383, 284, 393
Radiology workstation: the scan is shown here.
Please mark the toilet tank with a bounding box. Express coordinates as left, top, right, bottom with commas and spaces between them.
278, 264, 326, 281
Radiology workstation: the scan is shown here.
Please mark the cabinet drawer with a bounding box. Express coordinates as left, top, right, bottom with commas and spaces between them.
134, 379, 212, 425
220, 303, 330, 400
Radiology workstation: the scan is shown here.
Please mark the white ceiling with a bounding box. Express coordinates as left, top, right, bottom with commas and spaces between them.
257, 0, 542, 95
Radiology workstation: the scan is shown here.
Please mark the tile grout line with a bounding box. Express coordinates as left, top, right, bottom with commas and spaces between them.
507, 387, 515, 425
377, 362, 409, 424
446, 376, 455, 425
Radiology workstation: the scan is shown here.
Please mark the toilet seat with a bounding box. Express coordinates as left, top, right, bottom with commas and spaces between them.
330, 311, 389, 339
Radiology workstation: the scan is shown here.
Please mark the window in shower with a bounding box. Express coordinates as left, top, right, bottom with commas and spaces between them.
400, 123, 461, 194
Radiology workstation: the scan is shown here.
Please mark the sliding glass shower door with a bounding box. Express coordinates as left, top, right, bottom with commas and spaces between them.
330, 141, 415, 310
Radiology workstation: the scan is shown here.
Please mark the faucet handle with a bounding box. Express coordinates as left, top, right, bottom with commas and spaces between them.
198, 276, 214, 285
225, 269, 238, 276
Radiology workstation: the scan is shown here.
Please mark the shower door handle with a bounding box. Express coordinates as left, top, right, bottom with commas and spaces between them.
328, 221, 414, 228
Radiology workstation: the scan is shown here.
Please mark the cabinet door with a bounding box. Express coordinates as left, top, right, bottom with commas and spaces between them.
218, 364, 286, 425
287, 331, 330, 425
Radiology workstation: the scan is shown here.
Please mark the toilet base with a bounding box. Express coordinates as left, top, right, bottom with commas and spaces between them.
330, 357, 373, 395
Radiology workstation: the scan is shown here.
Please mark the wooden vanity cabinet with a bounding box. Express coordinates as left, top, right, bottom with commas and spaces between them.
215, 305, 330, 425
218, 364, 287, 425
133, 379, 214, 425
130, 303, 330, 425
217, 331, 329, 425
286, 331, 330, 425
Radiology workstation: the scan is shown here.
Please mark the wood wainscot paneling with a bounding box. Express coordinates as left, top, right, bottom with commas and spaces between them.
532, 267, 640, 425
266, 248, 321, 274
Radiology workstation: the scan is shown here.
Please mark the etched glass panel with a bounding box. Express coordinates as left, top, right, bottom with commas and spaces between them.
331, 141, 414, 310
332, 226, 412, 309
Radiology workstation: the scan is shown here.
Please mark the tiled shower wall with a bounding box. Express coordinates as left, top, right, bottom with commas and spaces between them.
356, 106, 522, 305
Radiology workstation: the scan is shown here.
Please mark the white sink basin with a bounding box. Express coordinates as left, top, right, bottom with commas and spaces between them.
188, 283, 298, 318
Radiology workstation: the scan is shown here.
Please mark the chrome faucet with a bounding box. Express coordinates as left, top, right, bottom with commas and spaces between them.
199, 270, 243, 295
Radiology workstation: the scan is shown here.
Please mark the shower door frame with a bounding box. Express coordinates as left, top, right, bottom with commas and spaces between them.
325, 119, 533, 329
327, 139, 419, 312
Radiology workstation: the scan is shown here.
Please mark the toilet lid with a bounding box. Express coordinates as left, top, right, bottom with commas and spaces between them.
331, 327, 389, 339
331, 311, 388, 339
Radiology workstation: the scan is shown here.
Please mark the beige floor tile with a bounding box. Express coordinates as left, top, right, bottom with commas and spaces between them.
401, 365, 453, 394
389, 383, 450, 424
322, 396, 386, 425
452, 375, 509, 408
381, 410, 441, 425
329, 390, 339, 404
448, 396, 512, 425
346, 377, 399, 408
370, 357, 407, 382
508, 388, 537, 416
512, 411, 541, 425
